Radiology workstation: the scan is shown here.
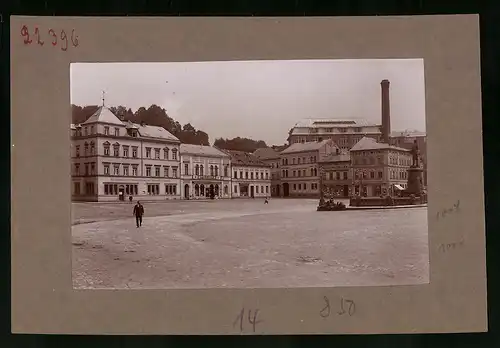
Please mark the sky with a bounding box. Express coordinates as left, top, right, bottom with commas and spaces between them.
70, 59, 426, 145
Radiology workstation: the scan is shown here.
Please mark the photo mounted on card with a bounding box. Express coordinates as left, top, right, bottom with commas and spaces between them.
11, 15, 486, 334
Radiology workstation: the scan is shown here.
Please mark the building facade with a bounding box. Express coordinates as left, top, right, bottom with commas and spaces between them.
253, 147, 281, 197
319, 153, 352, 198
279, 139, 340, 198
70, 106, 182, 202
349, 137, 412, 197
287, 119, 382, 150
222, 150, 271, 198
179, 144, 232, 200
390, 130, 427, 186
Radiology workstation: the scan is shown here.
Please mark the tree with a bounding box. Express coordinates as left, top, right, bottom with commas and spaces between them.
213, 137, 268, 153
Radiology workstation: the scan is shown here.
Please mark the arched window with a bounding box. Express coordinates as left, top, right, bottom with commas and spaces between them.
210, 165, 214, 176
214, 165, 219, 176
200, 165, 204, 176
163, 147, 169, 160
195, 164, 200, 175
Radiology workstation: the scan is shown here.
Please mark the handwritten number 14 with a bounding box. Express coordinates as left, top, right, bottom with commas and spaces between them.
233, 308, 263, 333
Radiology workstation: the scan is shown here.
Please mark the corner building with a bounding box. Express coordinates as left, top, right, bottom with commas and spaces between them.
70, 106, 181, 202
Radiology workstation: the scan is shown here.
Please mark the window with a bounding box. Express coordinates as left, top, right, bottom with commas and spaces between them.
285, 170, 289, 177
132, 166, 138, 176
256, 186, 259, 194
234, 171, 237, 179
104, 144, 110, 156
75, 145, 80, 157
147, 184, 160, 195
303, 169, 306, 177
293, 158, 296, 164
83, 143, 88, 156
145, 147, 151, 158
215, 165, 219, 176
224, 185, 228, 194
260, 172, 264, 179
90, 163, 95, 175
210, 165, 214, 176
250, 172, 254, 180
336, 172, 341, 180
370, 171, 375, 179
155, 148, 160, 159
165, 184, 177, 195
240, 171, 243, 179
164, 166, 169, 177
90, 142, 95, 155
113, 165, 119, 176
245, 172, 249, 179
113, 145, 119, 157
155, 166, 160, 177
265, 172, 269, 180
343, 172, 348, 180
114, 128, 119, 136
123, 166, 129, 176
146, 166, 151, 177
184, 163, 189, 175
103, 164, 110, 175
90, 126, 95, 134
224, 165, 229, 177
293, 170, 297, 177
200, 165, 204, 176
378, 171, 383, 179
293, 184, 297, 190
123, 146, 129, 157
74, 182, 80, 195
266, 186, 269, 193
104, 126, 109, 135
132, 147, 138, 158
84, 163, 89, 176
172, 167, 178, 178
172, 149, 178, 160
164, 148, 169, 160
234, 185, 238, 193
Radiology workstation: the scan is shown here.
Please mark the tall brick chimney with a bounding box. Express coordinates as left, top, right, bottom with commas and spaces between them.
381, 79, 391, 143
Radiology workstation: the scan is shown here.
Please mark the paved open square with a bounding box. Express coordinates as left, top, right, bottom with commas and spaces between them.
72, 198, 429, 289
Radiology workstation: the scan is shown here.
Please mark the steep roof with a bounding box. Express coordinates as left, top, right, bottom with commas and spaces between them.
134, 123, 179, 142
180, 144, 229, 158
82, 106, 124, 126
319, 153, 351, 163
280, 139, 332, 154
293, 118, 379, 128
350, 136, 409, 152
253, 147, 280, 160
223, 150, 270, 167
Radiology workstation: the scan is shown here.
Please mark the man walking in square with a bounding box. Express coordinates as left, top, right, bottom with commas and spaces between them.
133, 201, 144, 228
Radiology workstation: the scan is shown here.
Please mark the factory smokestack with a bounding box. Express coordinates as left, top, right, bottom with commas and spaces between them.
381, 79, 391, 144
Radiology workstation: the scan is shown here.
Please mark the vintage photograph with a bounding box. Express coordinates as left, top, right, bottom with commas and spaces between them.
70, 59, 429, 289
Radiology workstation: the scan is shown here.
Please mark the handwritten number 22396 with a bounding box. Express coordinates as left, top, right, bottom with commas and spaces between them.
21, 25, 79, 51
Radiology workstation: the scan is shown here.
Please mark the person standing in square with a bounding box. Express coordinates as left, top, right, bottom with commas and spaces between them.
133, 201, 144, 228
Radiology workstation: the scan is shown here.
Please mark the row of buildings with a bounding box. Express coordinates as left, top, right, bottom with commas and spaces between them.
70, 106, 272, 202
71, 79, 426, 202
253, 79, 427, 199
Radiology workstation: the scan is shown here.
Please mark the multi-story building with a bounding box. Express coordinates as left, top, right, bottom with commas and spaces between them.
319, 153, 352, 198
279, 139, 340, 198
349, 136, 412, 197
223, 150, 271, 198
70, 106, 181, 202
252, 147, 281, 197
287, 118, 382, 150
179, 144, 232, 199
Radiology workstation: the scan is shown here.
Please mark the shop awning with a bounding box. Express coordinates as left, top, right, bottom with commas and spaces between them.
394, 184, 404, 190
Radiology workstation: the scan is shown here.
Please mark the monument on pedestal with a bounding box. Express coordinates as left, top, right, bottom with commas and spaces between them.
403, 140, 427, 203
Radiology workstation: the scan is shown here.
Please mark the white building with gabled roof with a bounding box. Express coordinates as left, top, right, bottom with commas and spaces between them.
179, 144, 232, 200
70, 105, 181, 202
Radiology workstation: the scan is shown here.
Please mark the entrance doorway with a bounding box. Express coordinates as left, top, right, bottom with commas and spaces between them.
118, 185, 125, 201
184, 184, 190, 199
343, 185, 349, 197
250, 185, 254, 198
283, 183, 290, 197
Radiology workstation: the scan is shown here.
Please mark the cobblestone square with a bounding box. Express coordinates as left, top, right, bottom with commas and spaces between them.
72, 198, 429, 289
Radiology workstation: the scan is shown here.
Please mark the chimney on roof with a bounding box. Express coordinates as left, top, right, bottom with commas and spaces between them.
381, 79, 391, 144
